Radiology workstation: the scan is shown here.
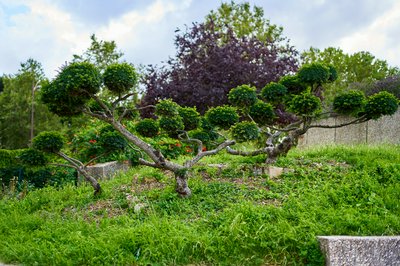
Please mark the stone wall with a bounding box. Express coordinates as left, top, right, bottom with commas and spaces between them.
318, 236, 400, 266
299, 110, 400, 147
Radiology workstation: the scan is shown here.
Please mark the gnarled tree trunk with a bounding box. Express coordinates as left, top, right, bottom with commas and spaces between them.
174, 170, 191, 198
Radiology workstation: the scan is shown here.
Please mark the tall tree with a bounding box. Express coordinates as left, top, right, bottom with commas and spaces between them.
301, 47, 400, 102
141, 2, 298, 115
0, 59, 62, 149
72, 34, 124, 73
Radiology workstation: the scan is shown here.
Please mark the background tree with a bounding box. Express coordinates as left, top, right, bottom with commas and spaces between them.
141, 2, 298, 115
41, 62, 234, 197
218, 63, 398, 163
0, 59, 62, 149
301, 47, 399, 102
72, 34, 124, 73
206, 1, 285, 44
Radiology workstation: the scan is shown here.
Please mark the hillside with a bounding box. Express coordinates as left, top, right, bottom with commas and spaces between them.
0, 145, 399, 265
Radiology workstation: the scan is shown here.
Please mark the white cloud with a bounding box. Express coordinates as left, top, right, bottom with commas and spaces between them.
336, 2, 400, 67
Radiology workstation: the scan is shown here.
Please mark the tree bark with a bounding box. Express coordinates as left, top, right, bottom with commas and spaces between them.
55, 152, 102, 196
77, 166, 102, 196
174, 171, 191, 198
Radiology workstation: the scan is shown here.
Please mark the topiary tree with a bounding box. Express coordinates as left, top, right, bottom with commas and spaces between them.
42, 62, 234, 197
222, 63, 398, 163
29, 130, 127, 195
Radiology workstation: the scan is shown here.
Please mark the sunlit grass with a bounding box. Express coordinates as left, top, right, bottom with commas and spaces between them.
0, 144, 399, 265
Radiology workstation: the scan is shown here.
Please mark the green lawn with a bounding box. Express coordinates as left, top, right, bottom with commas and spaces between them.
0, 145, 399, 265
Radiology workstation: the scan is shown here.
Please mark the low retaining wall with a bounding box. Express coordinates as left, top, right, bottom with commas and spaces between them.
318, 236, 400, 266
299, 110, 400, 147
84, 161, 130, 180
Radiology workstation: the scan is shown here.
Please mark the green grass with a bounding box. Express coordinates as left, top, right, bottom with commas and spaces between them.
0, 145, 399, 265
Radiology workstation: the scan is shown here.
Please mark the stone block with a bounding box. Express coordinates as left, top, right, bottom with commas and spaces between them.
318, 236, 400, 266
85, 161, 130, 180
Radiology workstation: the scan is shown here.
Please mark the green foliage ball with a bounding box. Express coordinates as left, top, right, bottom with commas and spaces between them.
155, 99, 180, 117
56, 62, 101, 95
135, 119, 159, 138
178, 106, 201, 131
231, 121, 259, 143
103, 63, 138, 94
298, 63, 330, 85
261, 82, 288, 104
364, 91, 399, 119
288, 92, 322, 116
41, 82, 88, 117
205, 106, 239, 130
99, 131, 127, 151
19, 149, 47, 166
279, 75, 307, 94
249, 101, 275, 125
159, 116, 185, 136
333, 90, 366, 116
33, 131, 65, 153
228, 85, 258, 108
189, 129, 211, 144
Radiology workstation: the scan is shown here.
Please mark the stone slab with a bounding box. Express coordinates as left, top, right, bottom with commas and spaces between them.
318, 236, 400, 266
85, 161, 130, 180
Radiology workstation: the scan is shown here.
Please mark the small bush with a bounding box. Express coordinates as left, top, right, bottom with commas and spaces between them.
98, 131, 127, 152
231, 121, 259, 143
103, 63, 138, 94
33, 132, 65, 153
135, 119, 159, 138
298, 63, 330, 85
288, 92, 322, 116
249, 101, 275, 125
19, 149, 47, 167
333, 90, 366, 116
155, 99, 180, 117
178, 107, 201, 131
228, 85, 258, 108
261, 82, 288, 104
56, 62, 101, 95
279, 75, 307, 94
205, 106, 239, 130
364, 91, 398, 119
159, 116, 185, 136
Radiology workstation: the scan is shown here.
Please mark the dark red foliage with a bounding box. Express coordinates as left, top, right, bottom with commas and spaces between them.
140, 20, 299, 116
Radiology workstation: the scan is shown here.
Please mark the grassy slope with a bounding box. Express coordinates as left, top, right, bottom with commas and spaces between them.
0, 145, 399, 265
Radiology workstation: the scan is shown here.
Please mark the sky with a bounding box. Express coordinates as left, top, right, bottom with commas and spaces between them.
1, 0, 399, 78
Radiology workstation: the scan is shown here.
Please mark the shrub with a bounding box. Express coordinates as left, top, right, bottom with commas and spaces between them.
159, 116, 185, 136
178, 107, 201, 131
56, 62, 101, 95
98, 131, 127, 152
135, 119, 159, 138
333, 90, 366, 116
231, 121, 259, 143
279, 75, 307, 94
298, 63, 330, 85
249, 101, 275, 125
33, 132, 65, 153
364, 91, 399, 119
261, 82, 288, 104
288, 92, 322, 116
205, 106, 239, 130
155, 99, 180, 117
19, 149, 47, 167
103, 63, 138, 94
228, 85, 258, 108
